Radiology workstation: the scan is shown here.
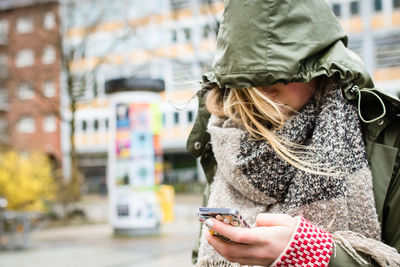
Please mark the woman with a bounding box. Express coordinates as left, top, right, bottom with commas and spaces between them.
187, 0, 400, 266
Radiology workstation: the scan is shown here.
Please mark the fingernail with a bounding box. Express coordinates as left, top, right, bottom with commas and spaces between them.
204, 218, 214, 228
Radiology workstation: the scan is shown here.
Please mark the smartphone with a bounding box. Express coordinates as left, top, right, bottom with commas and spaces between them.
198, 207, 250, 242
198, 207, 250, 228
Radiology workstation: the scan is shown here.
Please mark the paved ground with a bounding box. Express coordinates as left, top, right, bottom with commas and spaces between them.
0, 194, 203, 267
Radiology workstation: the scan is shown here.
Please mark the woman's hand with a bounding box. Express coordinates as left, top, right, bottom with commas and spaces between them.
204, 213, 297, 266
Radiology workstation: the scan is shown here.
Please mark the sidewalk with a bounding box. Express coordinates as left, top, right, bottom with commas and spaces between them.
0, 194, 203, 267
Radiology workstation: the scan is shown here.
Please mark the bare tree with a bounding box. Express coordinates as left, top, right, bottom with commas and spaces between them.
56, 0, 220, 208
54, 0, 134, 209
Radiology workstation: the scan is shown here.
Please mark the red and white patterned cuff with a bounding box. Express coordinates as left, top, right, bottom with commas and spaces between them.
270, 216, 333, 267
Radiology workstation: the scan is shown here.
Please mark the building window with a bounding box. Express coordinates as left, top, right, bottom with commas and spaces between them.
375, 35, 400, 68
187, 110, 193, 123
200, 0, 223, 4
94, 119, 99, 131
18, 82, 34, 100
172, 61, 194, 90
0, 20, 9, 45
43, 81, 55, 98
170, 0, 191, 11
43, 11, 56, 30
184, 28, 191, 41
171, 30, 177, 42
105, 119, 109, 129
15, 49, 34, 68
350, 1, 360, 15
173, 112, 179, 125
394, 0, 400, 8
332, 3, 341, 17
16, 17, 33, 34
82, 120, 87, 131
17, 116, 35, 133
0, 53, 7, 78
42, 46, 56, 64
374, 0, 383, 11
43, 114, 56, 132
203, 24, 212, 38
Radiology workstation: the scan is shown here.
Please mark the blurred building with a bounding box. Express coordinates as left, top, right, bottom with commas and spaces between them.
1, 0, 398, 194
0, 0, 62, 167
67, 0, 400, 194
328, 0, 400, 97
65, 0, 223, 193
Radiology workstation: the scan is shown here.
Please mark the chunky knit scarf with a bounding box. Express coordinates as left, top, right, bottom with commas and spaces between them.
196, 84, 400, 267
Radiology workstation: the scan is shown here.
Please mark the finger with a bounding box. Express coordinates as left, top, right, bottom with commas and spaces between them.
205, 218, 255, 244
206, 230, 256, 261
206, 231, 276, 266
255, 213, 295, 227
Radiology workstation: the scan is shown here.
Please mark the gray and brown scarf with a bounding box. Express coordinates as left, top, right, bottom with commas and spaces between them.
196, 84, 400, 267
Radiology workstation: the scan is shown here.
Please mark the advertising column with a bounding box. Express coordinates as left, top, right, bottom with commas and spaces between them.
106, 78, 164, 235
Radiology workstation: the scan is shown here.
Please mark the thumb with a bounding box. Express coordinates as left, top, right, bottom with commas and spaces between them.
255, 213, 296, 227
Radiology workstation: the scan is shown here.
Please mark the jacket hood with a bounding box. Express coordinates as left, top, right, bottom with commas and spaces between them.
204, 0, 374, 90
187, 0, 400, 189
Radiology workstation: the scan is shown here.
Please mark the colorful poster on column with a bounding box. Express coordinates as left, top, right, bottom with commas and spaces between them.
115, 160, 131, 185
130, 103, 150, 130
116, 130, 130, 159
131, 132, 153, 156
114, 102, 161, 187
111, 98, 163, 232
116, 104, 130, 129
130, 155, 155, 188
150, 103, 162, 135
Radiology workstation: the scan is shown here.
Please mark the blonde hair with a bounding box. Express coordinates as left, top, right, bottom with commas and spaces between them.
205, 83, 336, 176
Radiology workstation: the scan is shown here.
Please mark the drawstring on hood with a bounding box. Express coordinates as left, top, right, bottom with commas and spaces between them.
344, 85, 386, 123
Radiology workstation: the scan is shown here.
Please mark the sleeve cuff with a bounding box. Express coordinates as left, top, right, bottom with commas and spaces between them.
270, 215, 333, 267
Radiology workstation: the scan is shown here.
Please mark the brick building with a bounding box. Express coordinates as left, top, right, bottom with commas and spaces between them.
0, 0, 62, 166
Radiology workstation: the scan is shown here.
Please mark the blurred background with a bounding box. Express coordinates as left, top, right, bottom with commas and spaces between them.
0, 0, 398, 266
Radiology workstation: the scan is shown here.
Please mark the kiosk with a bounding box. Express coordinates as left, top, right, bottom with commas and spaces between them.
106, 78, 164, 235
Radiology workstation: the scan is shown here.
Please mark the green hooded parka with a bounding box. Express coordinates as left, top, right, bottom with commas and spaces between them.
187, 0, 400, 266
